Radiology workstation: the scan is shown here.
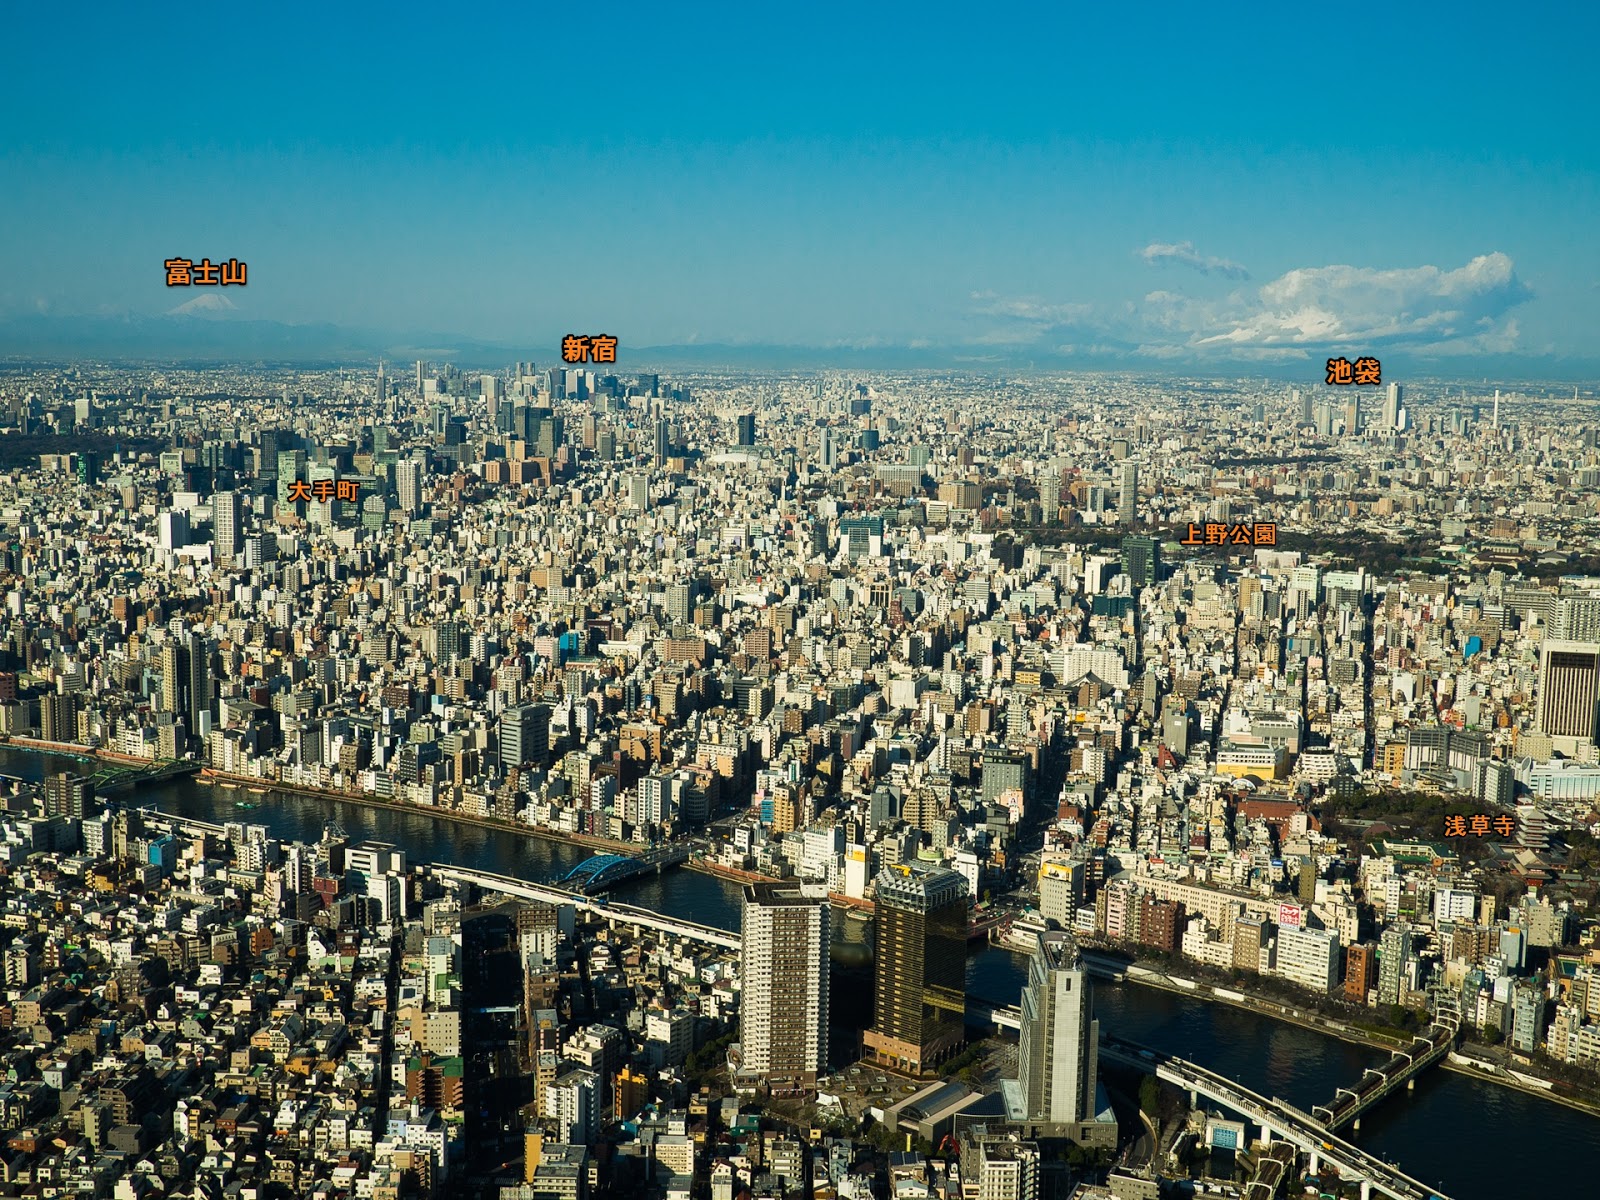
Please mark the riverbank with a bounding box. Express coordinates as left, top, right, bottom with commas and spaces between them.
198, 768, 643, 856
1073, 950, 1600, 1122
684, 858, 877, 914
684, 858, 769, 886
4, 736, 137, 765
2, 737, 207, 779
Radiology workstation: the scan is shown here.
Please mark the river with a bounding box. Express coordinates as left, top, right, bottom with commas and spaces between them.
10, 748, 1597, 1198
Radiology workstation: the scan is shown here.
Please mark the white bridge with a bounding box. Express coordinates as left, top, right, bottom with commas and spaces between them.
432, 864, 741, 951
1099, 1037, 1450, 1200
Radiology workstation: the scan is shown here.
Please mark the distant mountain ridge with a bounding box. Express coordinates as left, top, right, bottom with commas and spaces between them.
1, 311, 1596, 384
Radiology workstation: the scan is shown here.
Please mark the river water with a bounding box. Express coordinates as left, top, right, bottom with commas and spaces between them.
12, 749, 1597, 1197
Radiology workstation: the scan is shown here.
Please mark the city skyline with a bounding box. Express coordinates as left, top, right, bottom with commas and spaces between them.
0, 355, 1597, 1197
4, 5, 1599, 377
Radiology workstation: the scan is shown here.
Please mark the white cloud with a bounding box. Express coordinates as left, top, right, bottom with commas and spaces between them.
1196, 253, 1532, 353
968, 252, 1533, 360
1140, 240, 1250, 279
969, 291, 1093, 324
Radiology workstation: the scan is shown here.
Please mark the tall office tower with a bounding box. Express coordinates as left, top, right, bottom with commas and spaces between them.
276, 449, 307, 499
1315, 401, 1333, 437
735, 411, 757, 447
396, 458, 425, 513
244, 533, 277, 569
1119, 535, 1159, 589
1493, 388, 1501, 430
1117, 462, 1138, 525
258, 428, 283, 480
865, 863, 969, 1073
1383, 382, 1402, 430
212, 490, 243, 563
415, 360, 426, 391
1296, 388, 1312, 426
158, 509, 190, 551
500, 704, 551, 771
1344, 398, 1361, 436
1537, 640, 1600, 755
819, 427, 838, 471
1017, 931, 1098, 1126
187, 631, 211, 736
627, 474, 650, 510
653, 418, 670, 466
738, 882, 831, 1095
535, 413, 564, 458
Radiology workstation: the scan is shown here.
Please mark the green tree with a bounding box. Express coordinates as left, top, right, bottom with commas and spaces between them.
1482, 1025, 1504, 1046
1139, 1074, 1160, 1118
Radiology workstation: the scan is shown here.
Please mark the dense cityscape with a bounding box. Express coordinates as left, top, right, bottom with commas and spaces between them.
0, 361, 1596, 1200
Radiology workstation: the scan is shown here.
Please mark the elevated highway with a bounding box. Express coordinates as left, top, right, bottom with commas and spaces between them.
1099, 1036, 1450, 1200
964, 999, 1022, 1031
433, 864, 740, 950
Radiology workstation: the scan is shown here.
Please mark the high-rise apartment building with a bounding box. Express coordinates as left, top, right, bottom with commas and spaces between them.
737, 882, 830, 1096
187, 631, 211, 737
436, 620, 463, 663
1537, 640, 1600, 755
212, 490, 242, 563
1039, 475, 1061, 521
1017, 932, 1098, 1127
864, 863, 968, 1073
666, 581, 695, 626
40, 693, 80, 744
1378, 925, 1416, 1005
1552, 598, 1600, 643
160, 641, 186, 717
44, 772, 94, 819
545, 1066, 599, 1146
967, 1134, 1041, 1200
1345, 941, 1375, 1003
396, 458, 425, 514
1118, 462, 1138, 525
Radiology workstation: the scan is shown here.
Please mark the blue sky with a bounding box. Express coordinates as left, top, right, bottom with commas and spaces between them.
3, 1, 1596, 368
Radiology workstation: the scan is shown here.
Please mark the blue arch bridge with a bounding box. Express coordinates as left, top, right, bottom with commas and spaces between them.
555, 845, 690, 894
